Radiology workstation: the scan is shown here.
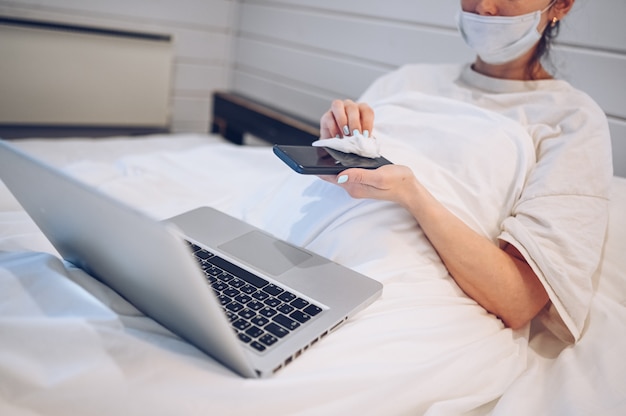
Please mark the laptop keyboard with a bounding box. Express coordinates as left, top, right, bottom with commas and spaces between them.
187, 241, 323, 352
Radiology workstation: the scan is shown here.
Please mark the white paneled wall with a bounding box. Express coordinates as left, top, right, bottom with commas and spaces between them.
0, 0, 238, 133
0, 0, 624, 175
232, 0, 626, 177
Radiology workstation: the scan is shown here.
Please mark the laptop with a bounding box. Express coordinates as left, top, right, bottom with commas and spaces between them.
0, 140, 382, 378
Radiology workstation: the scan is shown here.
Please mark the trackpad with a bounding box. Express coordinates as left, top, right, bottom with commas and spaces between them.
218, 231, 311, 276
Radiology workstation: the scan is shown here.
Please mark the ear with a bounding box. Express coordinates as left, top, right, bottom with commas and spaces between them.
551, 0, 575, 21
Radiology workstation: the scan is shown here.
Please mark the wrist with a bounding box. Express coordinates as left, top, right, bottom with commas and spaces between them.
398, 175, 426, 211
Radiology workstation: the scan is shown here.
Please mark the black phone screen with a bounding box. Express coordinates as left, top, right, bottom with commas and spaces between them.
273, 145, 392, 175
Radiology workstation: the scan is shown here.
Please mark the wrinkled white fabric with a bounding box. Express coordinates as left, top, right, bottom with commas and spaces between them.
0, 135, 623, 416
312, 132, 381, 158
0, 136, 529, 416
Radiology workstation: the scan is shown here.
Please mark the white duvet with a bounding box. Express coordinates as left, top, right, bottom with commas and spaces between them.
1, 96, 624, 415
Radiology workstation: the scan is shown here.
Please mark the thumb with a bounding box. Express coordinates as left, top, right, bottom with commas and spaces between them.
336, 168, 370, 185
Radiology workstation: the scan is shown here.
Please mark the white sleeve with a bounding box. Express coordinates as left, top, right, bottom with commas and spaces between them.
498, 96, 613, 342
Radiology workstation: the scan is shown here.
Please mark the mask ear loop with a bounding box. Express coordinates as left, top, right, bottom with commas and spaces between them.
542, 0, 558, 13
543, 0, 559, 27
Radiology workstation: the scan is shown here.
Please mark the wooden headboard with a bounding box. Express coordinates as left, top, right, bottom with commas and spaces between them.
211, 91, 318, 146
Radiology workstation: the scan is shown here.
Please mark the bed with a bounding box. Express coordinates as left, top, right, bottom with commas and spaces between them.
1, 87, 624, 415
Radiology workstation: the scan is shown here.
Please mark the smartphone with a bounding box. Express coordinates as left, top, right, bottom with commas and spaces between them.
273, 144, 392, 175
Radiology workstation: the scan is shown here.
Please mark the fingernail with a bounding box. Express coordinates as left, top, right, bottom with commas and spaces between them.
335, 134, 341, 139
363, 130, 370, 138
337, 175, 348, 184
342, 125, 350, 136
352, 129, 360, 136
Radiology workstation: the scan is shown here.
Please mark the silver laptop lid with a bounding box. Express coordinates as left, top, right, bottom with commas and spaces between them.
0, 140, 383, 378
0, 140, 256, 377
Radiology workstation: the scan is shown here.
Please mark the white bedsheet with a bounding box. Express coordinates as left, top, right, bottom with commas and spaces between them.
1, 134, 624, 415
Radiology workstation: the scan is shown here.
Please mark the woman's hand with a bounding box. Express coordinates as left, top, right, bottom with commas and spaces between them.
326, 165, 419, 208
320, 99, 375, 139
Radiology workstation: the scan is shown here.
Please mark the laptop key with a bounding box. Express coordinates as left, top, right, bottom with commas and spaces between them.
234, 294, 253, 305
212, 282, 228, 292
265, 323, 289, 338
226, 301, 244, 313
258, 307, 277, 318
273, 314, 300, 331
278, 291, 296, 303
263, 284, 283, 296
206, 256, 269, 289
230, 278, 245, 288
277, 303, 295, 315
259, 334, 278, 346
251, 291, 269, 301
251, 316, 270, 327
263, 297, 281, 308
290, 298, 309, 310
237, 308, 256, 320
247, 300, 264, 311
240, 284, 256, 294
194, 250, 212, 260
222, 288, 239, 298
217, 294, 231, 305
245, 326, 264, 339
251, 341, 266, 351
187, 241, 202, 252
303, 304, 323, 316
290, 310, 311, 324
205, 267, 223, 277
232, 319, 251, 331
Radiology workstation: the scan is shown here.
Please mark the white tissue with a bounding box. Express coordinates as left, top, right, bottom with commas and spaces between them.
311, 132, 381, 159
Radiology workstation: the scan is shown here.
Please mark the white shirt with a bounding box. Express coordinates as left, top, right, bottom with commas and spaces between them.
359, 63, 613, 342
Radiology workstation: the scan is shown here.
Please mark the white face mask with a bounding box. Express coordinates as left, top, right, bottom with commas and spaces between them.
456, 1, 555, 65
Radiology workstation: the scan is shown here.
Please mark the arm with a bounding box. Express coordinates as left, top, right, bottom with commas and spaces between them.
338, 164, 549, 328
320, 100, 549, 329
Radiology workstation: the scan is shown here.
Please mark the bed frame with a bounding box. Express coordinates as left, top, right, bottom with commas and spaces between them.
210, 91, 318, 146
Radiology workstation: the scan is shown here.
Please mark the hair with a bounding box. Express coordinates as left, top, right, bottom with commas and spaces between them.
528, 16, 562, 79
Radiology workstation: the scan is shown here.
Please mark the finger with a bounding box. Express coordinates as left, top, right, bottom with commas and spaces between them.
357, 103, 375, 138
320, 110, 341, 139
335, 169, 376, 199
343, 100, 362, 136
337, 166, 394, 190
336, 168, 371, 187
330, 100, 349, 136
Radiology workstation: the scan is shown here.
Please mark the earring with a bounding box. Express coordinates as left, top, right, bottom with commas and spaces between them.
551, 17, 559, 27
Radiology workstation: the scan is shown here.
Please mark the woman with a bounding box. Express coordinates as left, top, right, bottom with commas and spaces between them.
319, 0, 612, 342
